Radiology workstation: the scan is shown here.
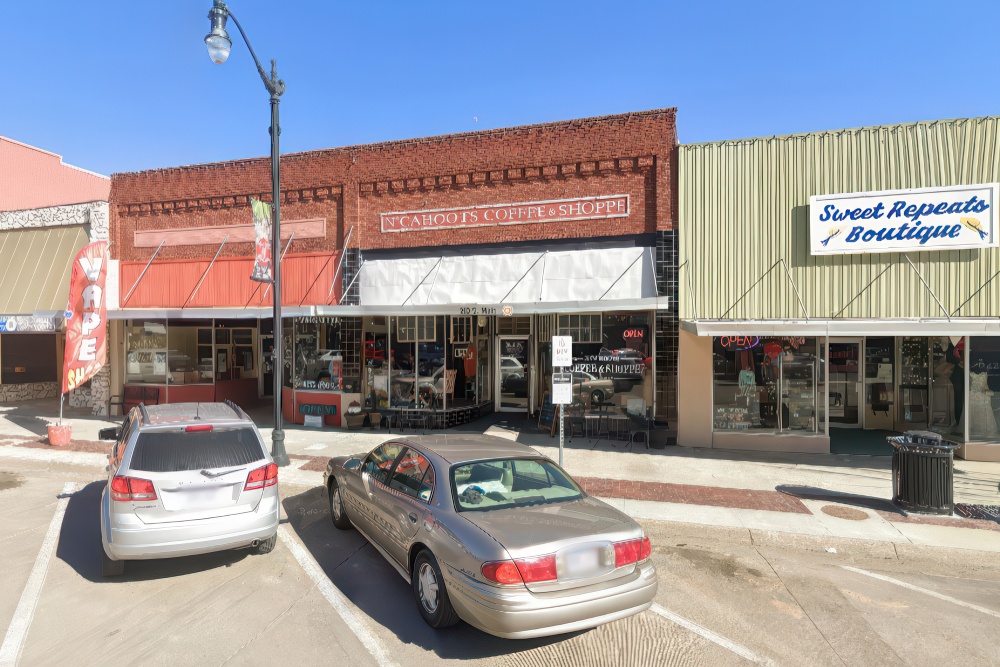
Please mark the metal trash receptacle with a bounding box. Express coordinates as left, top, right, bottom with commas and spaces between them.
886, 430, 958, 515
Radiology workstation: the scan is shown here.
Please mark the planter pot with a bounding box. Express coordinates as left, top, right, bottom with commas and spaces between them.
47, 424, 72, 447
344, 413, 366, 430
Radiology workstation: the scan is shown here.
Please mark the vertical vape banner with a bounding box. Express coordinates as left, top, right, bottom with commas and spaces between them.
63, 241, 109, 393
250, 197, 274, 283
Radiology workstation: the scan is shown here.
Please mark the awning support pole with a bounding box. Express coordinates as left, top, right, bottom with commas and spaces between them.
648, 247, 659, 297
182, 235, 229, 308
325, 225, 354, 303
340, 259, 366, 303
721, 258, 809, 320
679, 260, 699, 319
403, 258, 443, 306
779, 259, 810, 320
424, 257, 445, 305
832, 261, 894, 319
951, 268, 1000, 317
121, 240, 166, 307
500, 251, 548, 304
599, 252, 644, 300
903, 254, 951, 321
538, 253, 549, 301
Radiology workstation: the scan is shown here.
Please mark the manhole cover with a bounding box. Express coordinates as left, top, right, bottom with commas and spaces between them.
820, 505, 869, 521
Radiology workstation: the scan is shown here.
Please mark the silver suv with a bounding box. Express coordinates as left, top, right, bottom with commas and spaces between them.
99, 401, 280, 577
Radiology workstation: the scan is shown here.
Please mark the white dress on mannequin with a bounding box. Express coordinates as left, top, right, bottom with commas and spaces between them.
968, 372, 998, 438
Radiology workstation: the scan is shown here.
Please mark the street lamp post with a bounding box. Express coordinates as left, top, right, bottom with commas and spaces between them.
205, 0, 289, 466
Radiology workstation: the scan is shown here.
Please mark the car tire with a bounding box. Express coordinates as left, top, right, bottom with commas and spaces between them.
255, 534, 277, 554
591, 389, 605, 404
412, 550, 460, 629
329, 480, 353, 530
101, 548, 125, 577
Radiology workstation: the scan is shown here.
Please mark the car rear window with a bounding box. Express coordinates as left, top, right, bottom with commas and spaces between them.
451, 457, 584, 512
129, 428, 266, 472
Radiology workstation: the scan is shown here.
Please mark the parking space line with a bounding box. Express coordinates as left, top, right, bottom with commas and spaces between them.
277, 526, 397, 667
0, 482, 76, 667
842, 566, 1000, 619
650, 603, 775, 666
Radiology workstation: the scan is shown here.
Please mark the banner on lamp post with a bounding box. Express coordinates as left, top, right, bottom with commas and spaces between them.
250, 197, 274, 283
62, 241, 109, 394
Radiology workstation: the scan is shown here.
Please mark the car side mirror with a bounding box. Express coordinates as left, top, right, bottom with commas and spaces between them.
99, 426, 121, 441
344, 457, 361, 472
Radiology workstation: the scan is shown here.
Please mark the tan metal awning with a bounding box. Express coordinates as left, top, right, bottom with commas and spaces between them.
0, 226, 89, 316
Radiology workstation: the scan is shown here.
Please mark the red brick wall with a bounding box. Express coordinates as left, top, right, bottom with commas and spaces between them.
109, 108, 677, 260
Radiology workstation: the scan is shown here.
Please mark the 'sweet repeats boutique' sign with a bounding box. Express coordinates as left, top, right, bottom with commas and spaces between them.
809, 184, 998, 255
381, 195, 629, 233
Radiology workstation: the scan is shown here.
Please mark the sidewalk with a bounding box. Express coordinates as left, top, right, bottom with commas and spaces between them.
2, 398, 999, 555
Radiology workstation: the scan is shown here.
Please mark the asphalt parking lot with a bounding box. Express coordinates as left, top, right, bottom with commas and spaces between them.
3, 459, 1000, 667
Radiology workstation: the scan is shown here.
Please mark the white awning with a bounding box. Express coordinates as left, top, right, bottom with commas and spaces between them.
352, 246, 664, 314
682, 318, 1000, 337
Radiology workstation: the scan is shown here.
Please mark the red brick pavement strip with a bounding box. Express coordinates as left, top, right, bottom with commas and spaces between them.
576, 477, 813, 514
3, 436, 111, 454
873, 509, 1000, 532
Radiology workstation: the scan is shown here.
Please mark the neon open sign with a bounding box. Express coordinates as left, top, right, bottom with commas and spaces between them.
622, 329, 645, 339
719, 335, 760, 350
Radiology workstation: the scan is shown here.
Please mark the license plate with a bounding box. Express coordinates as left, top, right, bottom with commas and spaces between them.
564, 548, 601, 578
165, 485, 233, 510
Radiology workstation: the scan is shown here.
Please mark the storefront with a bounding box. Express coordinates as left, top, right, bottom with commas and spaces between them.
0, 137, 110, 407
677, 116, 1000, 460
108, 108, 680, 427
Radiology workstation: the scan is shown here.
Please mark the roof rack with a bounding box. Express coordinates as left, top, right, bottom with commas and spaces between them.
138, 402, 150, 425
224, 399, 250, 421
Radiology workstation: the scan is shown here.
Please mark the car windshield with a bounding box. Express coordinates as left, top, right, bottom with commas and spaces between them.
451, 458, 584, 512
129, 427, 265, 472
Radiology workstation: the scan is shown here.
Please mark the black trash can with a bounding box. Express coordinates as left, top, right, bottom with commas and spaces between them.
887, 431, 958, 515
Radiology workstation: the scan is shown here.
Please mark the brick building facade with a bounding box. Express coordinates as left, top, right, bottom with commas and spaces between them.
108, 109, 678, 429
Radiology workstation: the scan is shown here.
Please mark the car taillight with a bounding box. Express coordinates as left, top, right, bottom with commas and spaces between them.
615, 538, 644, 567
639, 536, 652, 561
245, 463, 279, 491
513, 555, 558, 583
482, 561, 524, 585
111, 476, 157, 502
482, 555, 558, 585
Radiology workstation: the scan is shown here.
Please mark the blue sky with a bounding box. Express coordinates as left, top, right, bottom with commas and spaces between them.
3, 1, 998, 176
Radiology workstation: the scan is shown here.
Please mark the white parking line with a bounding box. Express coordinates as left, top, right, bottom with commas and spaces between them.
650, 603, 775, 666
277, 526, 397, 667
0, 482, 76, 667
842, 566, 1000, 619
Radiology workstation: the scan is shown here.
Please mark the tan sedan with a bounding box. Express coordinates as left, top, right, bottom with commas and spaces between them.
323, 435, 657, 639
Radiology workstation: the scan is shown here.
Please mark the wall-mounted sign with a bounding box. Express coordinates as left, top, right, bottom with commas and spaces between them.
810, 183, 998, 255
381, 195, 630, 233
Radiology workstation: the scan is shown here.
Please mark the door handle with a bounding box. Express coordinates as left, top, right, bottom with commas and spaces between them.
408, 513, 418, 524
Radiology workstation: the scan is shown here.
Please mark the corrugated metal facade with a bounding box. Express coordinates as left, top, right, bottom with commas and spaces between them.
0, 226, 89, 314
679, 117, 1000, 320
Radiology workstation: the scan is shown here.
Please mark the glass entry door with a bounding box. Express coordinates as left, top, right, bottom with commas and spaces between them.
829, 339, 862, 427
497, 336, 529, 411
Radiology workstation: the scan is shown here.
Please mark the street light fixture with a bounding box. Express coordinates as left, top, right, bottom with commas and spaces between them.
204, 0, 289, 467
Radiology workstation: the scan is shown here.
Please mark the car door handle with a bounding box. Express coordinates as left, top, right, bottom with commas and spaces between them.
408, 513, 418, 524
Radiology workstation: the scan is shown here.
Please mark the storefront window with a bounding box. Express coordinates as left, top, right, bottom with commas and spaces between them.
564, 313, 652, 416
712, 336, 825, 433
126, 320, 168, 384
162, 320, 212, 385
292, 318, 342, 391
0, 334, 57, 384
929, 337, 965, 440
364, 316, 388, 409
968, 336, 1000, 441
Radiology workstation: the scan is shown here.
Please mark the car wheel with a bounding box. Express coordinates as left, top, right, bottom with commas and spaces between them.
591, 389, 605, 404
255, 534, 277, 554
101, 548, 125, 577
412, 550, 460, 629
329, 480, 353, 530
